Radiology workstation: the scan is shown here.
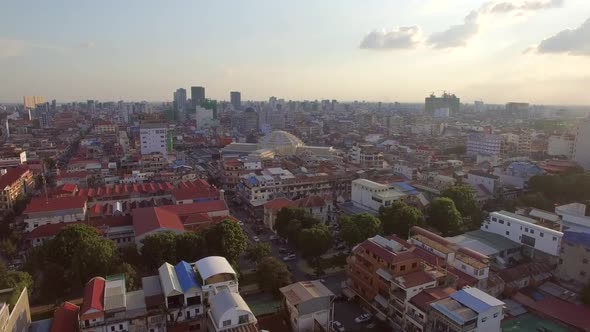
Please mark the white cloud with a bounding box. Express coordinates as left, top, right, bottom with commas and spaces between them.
0, 39, 25, 59
427, 11, 479, 49
487, 0, 563, 13
360, 26, 422, 50
536, 17, 590, 55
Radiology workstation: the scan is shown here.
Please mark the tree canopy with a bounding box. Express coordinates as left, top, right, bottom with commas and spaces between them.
0, 268, 33, 307
275, 208, 320, 244
340, 213, 382, 247
140, 231, 178, 270
256, 257, 292, 295
298, 224, 332, 259
246, 243, 272, 264
379, 201, 423, 238
427, 198, 463, 236
441, 185, 483, 230
204, 220, 248, 265
27, 224, 117, 300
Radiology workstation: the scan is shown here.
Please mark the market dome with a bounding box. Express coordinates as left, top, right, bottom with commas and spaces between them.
260, 130, 304, 155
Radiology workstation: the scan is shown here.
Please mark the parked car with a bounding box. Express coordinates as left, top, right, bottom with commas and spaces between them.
331, 321, 345, 332
253, 236, 260, 243
278, 247, 288, 254
335, 243, 346, 250
354, 313, 373, 324
282, 254, 296, 261
269, 235, 278, 240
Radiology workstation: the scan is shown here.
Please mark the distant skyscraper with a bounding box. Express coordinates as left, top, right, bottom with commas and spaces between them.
51, 99, 57, 111
191, 86, 205, 108
505, 102, 530, 118
425, 92, 460, 115
174, 88, 187, 111
139, 123, 168, 156
230, 91, 241, 110
87, 100, 96, 112
23, 96, 45, 109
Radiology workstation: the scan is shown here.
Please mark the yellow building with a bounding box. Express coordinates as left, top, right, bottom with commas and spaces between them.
0, 168, 34, 213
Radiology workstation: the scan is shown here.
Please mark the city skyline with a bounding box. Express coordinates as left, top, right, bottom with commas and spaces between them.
1, 0, 590, 104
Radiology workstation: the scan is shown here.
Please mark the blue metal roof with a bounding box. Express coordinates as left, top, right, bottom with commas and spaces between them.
174, 261, 200, 292
563, 231, 590, 248
393, 182, 418, 195
450, 288, 503, 313
248, 176, 258, 185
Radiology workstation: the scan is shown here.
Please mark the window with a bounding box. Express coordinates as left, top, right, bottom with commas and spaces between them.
84, 320, 89, 327
506, 231, 510, 236
530, 229, 534, 234
412, 262, 417, 268
186, 310, 191, 319
540, 232, 544, 237
525, 227, 528, 232
119, 325, 123, 330
400, 265, 406, 271
461, 264, 466, 270
485, 225, 488, 229
482, 317, 488, 322
238, 314, 250, 324
493, 313, 499, 318
499, 220, 504, 224
553, 236, 557, 241
111, 327, 115, 332
492, 217, 497, 222
223, 320, 232, 327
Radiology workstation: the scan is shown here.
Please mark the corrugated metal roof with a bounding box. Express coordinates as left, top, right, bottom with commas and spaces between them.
174, 261, 201, 292
563, 231, 590, 247
158, 263, 183, 296
450, 287, 503, 313
104, 275, 126, 312
195, 256, 236, 283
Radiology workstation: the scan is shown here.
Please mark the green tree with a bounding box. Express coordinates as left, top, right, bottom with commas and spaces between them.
176, 232, 207, 262
43, 157, 56, 171
0, 270, 33, 307
140, 232, 178, 270
0, 239, 17, 260
340, 213, 382, 247
379, 201, 423, 238
427, 198, 463, 236
275, 208, 319, 244
256, 257, 292, 295
120, 244, 142, 267
28, 224, 116, 298
114, 263, 139, 291
298, 224, 332, 259
246, 243, 272, 264
441, 185, 483, 230
204, 220, 248, 265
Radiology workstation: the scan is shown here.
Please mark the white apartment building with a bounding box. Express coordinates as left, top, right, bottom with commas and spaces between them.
467, 133, 502, 157
482, 211, 563, 256
430, 287, 504, 332
393, 160, 418, 180
349, 145, 385, 169
547, 135, 574, 158
351, 178, 406, 213
140, 123, 168, 156
574, 118, 590, 170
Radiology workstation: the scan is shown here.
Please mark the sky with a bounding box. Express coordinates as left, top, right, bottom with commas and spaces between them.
1, 0, 590, 105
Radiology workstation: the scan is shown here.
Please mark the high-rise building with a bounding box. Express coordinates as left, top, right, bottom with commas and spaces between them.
23, 96, 45, 109
241, 108, 258, 133
425, 92, 460, 115
467, 133, 502, 157
574, 119, 590, 170
505, 102, 530, 118
230, 91, 241, 110
191, 86, 205, 108
139, 123, 168, 156
173, 88, 187, 111
51, 99, 57, 111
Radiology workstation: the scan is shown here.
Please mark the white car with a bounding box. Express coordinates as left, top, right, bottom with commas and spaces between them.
238, 221, 245, 226
282, 254, 296, 261
269, 235, 278, 240
354, 313, 372, 324
331, 321, 345, 332
253, 236, 260, 243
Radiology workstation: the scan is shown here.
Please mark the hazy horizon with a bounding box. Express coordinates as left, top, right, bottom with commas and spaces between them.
2, 0, 590, 105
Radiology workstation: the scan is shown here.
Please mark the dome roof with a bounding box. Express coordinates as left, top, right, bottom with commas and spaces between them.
260, 130, 304, 155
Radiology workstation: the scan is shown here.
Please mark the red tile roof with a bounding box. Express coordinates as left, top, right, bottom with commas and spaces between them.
51, 301, 79, 332
395, 270, 435, 288
60, 183, 78, 193
264, 198, 295, 211
513, 292, 590, 331
356, 238, 418, 265
81, 277, 105, 314
0, 167, 29, 189
132, 200, 229, 236
26, 222, 82, 240
88, 216, 133, 229
294, 195, 326, 208
410, 287, 455, 312
24, 196, 87, 214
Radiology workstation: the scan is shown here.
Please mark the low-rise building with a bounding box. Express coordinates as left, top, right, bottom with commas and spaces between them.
263, 198, 295, 232
23, 196, 87, 232
294, 195, 333, 223
482, 211, 563, 257
351, 178, 406, 213
430, 287, 504, 332
0, 287, 31, 332
556, 231, 590, 285
0, 167, 34, 214
280, 280, 334, 332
